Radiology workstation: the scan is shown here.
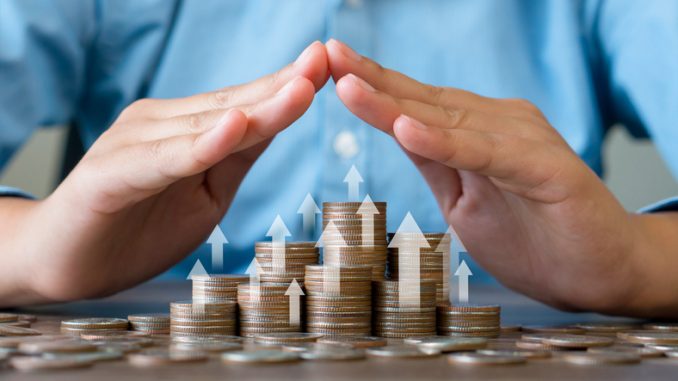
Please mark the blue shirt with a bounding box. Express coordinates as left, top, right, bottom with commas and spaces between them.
2, 0, 678, 282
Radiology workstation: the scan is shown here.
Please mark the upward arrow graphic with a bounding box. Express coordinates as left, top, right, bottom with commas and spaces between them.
435, 225, 455, 302
285, 279, 304, 328
206, 225, 228, 272
266, 215, 291, 274
188, 259, 209, 313
316, 221, 345, 296
343, 165, 363, 201
245, 257, 262, 302
389, 212, 430, 309
455, 260, 473, 303
357, 194, 379, 246
297, 193, 320, 236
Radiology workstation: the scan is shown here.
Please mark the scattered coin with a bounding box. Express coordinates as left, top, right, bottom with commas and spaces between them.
618, 331, 678, 345
171, 340, 242, 353
588, 345, 664, 358
128, 349, 208, 367
447, 352, 526, 366
282, 342, 353, 352
366, 345, 439, 358
537, 334, 614, 348
221, 350, 300, 364
300, 347, 366, 361
478, 349, 552, 360
643, 322, 678, 332
0, 313, 18, 323
0, 325, 42, 337
574, 322, 638, 333
414, 337, 488, 353
10, 356, 93, 371
521, 325, 586, 335
44, 350, 125, 362
559, 352, 641, 365
19, 339, 98, 355
317, 336, 387, 348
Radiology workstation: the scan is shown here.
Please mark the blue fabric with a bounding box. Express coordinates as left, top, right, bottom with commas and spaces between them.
1, 0, 678, 282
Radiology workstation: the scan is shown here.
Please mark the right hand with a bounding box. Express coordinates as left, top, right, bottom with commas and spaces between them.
3, 42, 328, 305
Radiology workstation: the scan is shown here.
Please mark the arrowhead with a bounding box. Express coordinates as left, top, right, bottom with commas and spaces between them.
357, 194, 379, 216
297, 193, 321, 215
206, 225, 228, 244
434, 225, 455, 252
285, 279, 305, 296
187, 259, 209, 280
388, 212, 430, 248
454, 260, 473, 277
245, 258, 262, 275
343, 165, 364, 184
316, 221, 345, 247
266, 215, 291, 238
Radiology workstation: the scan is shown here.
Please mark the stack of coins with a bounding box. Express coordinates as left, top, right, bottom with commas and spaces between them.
128, 314, 170, 335
254, 241, 319, 286
237, 283, 303, 337
387, 232, 451, 304
305, 265, 372, 336
60, 318, 129, 336
191, 274, 248, 303
437, 304, 501, 338
372, 280, 437, 338
169, 301, 237, 337
322, 202, 387, 280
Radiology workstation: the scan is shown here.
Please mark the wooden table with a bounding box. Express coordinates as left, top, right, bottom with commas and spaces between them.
3, 281, 677, 380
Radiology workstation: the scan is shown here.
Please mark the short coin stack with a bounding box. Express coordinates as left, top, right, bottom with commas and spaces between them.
437, 304, 501, 338
61, 318, 129, 336
128, 314, 170, 335
191, 274, 248, 303
322, 201, 387, 280
372, 280, 437, 338
254, 241, 319, 286
387, 232, 451, 304
169, 301, 237, 337
304, 265, 372, 336
237, 283, 303, 337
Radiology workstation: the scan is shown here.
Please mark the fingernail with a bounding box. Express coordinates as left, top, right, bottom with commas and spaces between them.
332, 39, 362, 61
400, 115, 427, 130
348, 74, 375, 92
295, 41, 317, 65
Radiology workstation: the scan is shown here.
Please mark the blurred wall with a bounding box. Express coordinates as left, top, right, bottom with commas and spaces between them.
0, 125, 677, 210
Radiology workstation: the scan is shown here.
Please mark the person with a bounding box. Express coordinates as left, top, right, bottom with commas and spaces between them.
1, 1, 677, 317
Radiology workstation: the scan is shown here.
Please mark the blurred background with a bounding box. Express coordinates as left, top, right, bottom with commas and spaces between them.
1, 124, 677, 211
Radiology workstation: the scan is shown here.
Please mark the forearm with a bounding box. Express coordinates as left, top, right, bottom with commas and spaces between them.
0, 197, 45, 307
626, 212, 678, 317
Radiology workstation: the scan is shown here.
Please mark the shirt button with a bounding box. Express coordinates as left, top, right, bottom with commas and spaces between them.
333, 131, 360, 159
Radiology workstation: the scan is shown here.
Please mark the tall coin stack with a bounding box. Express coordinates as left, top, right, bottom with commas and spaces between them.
304, 265, 372, 336
372, 280, 437, 338
387, 232, 451, 304
191, 274, 249, 302
237, 283, 303, 337
437, 304, 501, 338
254, 241, 319, 286
322, 201, 388, 280
169, 301, 237, 337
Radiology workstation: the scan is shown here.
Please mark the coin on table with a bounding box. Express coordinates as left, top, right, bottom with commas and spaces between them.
447, 352, 526, 366
574, 322, 638, 333
0, 335, 70, 349
10, 356, 93, 371
17, 314, 37, 323
300, 347, 366, 361
171, 341, 242, 353
5, 321, 31, 328
645, 344, 678, 352
538, 334, 614, 348
665, 350, 678, 358
588, 346, 664, 359
559, 352, 641, 365
642, 323, 678, 332
618, 331, 678, 345
0, 325, 42, 337
478, 349, 552, 360
521, 325, 586, 335
254, 333, 324, 345
0, 313, 18, 323
221, 350, 300, 364
414, 337, 488, 353
128, 349, 208, 367
44, 350, 125, 362
19, 339, 98, 355
366, 345, 439, 359
61, 318, 129, 330
515, 340, 559, 351
317, 336, 387, 348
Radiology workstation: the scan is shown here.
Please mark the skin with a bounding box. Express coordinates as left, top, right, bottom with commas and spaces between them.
1, 40, 677, 318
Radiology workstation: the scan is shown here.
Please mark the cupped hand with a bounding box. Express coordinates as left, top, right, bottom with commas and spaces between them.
326, 39, 640, 314
13, 42, 329, 304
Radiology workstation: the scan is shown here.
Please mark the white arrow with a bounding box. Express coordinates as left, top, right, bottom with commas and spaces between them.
343, 165, 363, 201
357, 194, 379, 246
455, 260, 473, 303
266, 215, 291, 274
188, 259, 209, 313
389, 212, 429, 309
297, 193, 321, 236
316, 221, 344, 296
206, 225, 228, 272
245, 257, 262, 302
285, 279, 304, 328
435, 226, 455, 302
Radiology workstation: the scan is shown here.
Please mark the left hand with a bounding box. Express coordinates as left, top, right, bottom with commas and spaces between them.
325, 39, 643, 315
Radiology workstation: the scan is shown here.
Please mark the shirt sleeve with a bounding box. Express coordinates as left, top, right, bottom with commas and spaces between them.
0, 0, 95, 169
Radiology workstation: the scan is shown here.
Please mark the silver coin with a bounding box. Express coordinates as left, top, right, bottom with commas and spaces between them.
221, 350, 300, 364
300, 347, 366, 361
448, 352, 526, 366
414, 337, 488, 353
128, 349, 208, 367
560, 352, 641, 365
478, 349, 552, 360
10, 356, 93, 371
44, 350, 124, 362
588, 346, 664, 359
539, 334, 614, 348
282, 342, 353, 353
171, 341, 242, 353
366, 345, 439, 358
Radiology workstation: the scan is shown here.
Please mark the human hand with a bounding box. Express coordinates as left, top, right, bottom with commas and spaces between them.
3, 42, 328, 305
326, 39, 641, 314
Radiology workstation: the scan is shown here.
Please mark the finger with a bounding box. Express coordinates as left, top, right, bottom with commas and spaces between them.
393, 115, 571, 203
120, 41, 328, 122
97, 109, 248, 210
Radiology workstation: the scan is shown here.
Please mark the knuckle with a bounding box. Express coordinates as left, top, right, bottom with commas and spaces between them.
444, 107, 469, 129
428, 85, 446, 105
207, 90, 234, 110
184, 112, 209, 133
